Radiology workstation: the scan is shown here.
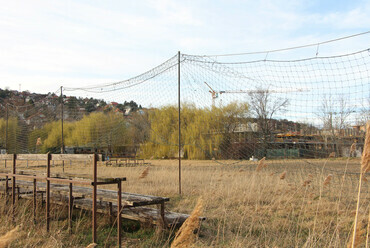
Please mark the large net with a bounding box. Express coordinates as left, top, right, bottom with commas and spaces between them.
0, 36, 369, 175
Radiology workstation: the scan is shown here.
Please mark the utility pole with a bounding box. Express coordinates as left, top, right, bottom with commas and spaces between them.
178, 51, 182, 195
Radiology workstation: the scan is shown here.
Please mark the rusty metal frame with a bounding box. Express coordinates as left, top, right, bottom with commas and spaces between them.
0, 153, 125, 247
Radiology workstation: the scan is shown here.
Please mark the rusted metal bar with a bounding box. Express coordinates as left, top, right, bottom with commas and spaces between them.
92, 153, 97, 243
5, 176, 8, 195
33, 178, 37, 224
12, 154, 16, 222
109, 202, 113, 219
160, 202, 165, 228
91, 178, 126, 186
46, 153, 51, 232
117, 181, 122, 247
69, 182, 73, 234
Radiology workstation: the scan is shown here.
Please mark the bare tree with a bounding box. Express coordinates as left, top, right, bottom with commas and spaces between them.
317, 95, 353, 156
248, 89, 289, 156
357, 98, 370, 126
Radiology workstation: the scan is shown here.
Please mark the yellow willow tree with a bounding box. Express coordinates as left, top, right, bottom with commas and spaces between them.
66, 112, 128, 150
141, 102, 249, 159
0, 117, 20, 153
29, 111, 128, 153
32, 121, 74, 153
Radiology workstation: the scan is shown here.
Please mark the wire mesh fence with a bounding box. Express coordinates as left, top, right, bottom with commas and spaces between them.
0, 37, 369, 179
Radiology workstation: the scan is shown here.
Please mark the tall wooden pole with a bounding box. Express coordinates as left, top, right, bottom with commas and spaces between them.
178, 51, 182, 195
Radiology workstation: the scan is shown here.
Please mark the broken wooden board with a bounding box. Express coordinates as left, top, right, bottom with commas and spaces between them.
0, 179, 169, 207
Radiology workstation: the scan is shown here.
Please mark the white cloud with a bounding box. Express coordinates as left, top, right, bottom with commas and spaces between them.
0, 0, 369, 94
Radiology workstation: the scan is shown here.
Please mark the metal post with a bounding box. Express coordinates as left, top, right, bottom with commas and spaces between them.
5, 176, 8, 195
61, 86, 65, 173
92, 154, 97, 243
117, 181, 122, 248
160, 202, 165, 228
12, 154, 16, 222
33, 178, 37, 224
46, 153, 51, 232
178, 51, 182, 195
69, 182, 73, 233
5, 104, 8, 155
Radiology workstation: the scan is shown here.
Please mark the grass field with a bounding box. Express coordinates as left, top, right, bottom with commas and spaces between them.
0, 157, 369, 247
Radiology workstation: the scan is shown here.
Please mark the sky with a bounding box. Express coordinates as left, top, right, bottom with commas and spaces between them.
0, 0, 370, 94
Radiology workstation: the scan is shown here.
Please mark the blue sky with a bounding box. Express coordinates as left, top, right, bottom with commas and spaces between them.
0, 0, 369, 94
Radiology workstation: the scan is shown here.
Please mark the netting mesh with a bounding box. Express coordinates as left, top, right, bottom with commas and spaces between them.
0, 46, 369, 171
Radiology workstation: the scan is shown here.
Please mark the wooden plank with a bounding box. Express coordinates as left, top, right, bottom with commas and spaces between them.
0, 154, 14, 160
51, 154, 103, 161
51, 154, 94, 161
17, 154, 48, 161
69, 198, 205, 227
5, 179, 169, 207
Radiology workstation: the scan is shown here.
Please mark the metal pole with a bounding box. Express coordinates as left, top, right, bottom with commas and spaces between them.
12, 154, 16, 223
92, 153, 97, 243
117, 181, 122, 247
33, 178, 37, 224
61, 86, 65, 172
46, 153, 51, 232
178, 51, 182, 195
5, 103, 8, 154
69, 182, 73, 233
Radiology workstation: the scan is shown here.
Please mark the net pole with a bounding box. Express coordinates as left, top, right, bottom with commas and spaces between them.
61, 86, 65, 172
178, 51, 182, 195
5, 103, 8, 153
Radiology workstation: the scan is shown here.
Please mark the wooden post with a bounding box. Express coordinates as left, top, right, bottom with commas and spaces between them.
69, 182, 73, 233
117, 181, 122, 247
46, 153, 51, 232
92, 153, 97, 243
12, 154, 16, 223
33, 178, 37, 224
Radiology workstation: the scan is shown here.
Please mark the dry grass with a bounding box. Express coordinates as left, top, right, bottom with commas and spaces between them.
351, 121, 370, 248
171, 198, 203, 248
139, 167, 150, 179
0, 225, 21, 248
1, 156, 369, 247
323, 174, 333, 186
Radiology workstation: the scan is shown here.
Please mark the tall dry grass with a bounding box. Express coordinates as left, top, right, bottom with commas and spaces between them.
0, 225, 20, 248
171, 198, 203, 248
351, 121, 370, 248
1, 155, 368, 247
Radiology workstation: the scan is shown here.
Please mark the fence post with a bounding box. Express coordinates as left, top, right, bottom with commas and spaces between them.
92, 153, 97, 243
12, 154, 16, 223
117, 180, 122, 247
69, 182, 73, 233
33, 178, 37, 224
178, 51, 182, 195
46, 153, 51, 232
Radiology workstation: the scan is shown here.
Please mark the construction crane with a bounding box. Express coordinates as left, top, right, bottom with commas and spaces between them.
204, 82, 308, 106
204, 82, 219, 106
